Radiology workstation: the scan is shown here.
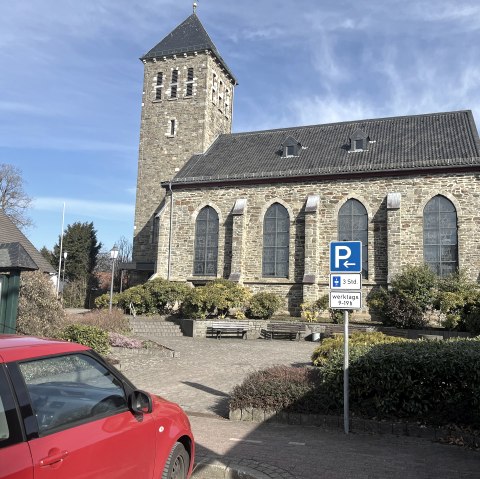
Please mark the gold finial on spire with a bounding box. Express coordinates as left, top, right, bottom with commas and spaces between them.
193, 2, 197, 13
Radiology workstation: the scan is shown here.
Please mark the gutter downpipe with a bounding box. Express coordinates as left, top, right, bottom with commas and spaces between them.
167, 181, 173, 281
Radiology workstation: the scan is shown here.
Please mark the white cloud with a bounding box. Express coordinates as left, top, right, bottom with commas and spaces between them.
290, 95, 376, 126
33, 197, 134, 221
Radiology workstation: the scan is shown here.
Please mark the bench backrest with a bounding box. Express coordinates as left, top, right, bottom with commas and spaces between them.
209, 322, 249, 329
267, 323, 306, 331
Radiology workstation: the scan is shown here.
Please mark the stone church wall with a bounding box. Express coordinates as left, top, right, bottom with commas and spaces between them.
156, 172, 480, 315
134, 52, 234, 265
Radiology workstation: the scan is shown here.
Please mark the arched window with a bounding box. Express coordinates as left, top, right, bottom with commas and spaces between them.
338, 199, 368, 278
263, 203, 290, 278
423, 195, 458, 276
193, 206, 219, 276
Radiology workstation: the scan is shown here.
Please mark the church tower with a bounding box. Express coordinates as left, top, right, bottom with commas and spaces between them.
132, 11, 237, 278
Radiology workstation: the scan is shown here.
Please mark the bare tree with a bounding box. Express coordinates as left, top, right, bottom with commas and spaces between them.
0, 163, 33, 230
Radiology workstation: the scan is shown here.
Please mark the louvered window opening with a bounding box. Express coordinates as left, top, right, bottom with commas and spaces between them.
186, 68, 194, 97
170, 70, 178, 99
263, 203, 289, 278
212, 73, 217, 103
193, 206, 219, 276
338, 199, 368, 278
155, 72, 163, 100
423, 195, 458, 277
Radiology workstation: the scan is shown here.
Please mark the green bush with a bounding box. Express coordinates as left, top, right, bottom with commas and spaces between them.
117, 284, 149, 315
311, 331, 408, 367
246, 292, 283, 319
230, 366, 322, 413
17, 271, 67, 337
231, 338, 480, 427
182, 280, 250, 319
367, 265, 437, 329
60, 324, 110, 355
143, 279, 190, 314
343, 339, 480, 425
94, 293, 116, 309
301, 295, 329, 322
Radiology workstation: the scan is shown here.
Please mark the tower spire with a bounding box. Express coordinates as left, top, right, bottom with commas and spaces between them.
193, 2, 197, 14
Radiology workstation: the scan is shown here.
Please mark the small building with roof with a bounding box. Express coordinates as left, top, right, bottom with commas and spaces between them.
0, 210, 54, 332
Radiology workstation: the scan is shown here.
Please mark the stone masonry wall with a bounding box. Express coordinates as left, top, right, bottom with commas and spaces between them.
156, 172, 480, 314
133, 52, 235, 264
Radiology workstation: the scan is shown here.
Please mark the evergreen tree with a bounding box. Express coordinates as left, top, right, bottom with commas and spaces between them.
51, 222, 102, 307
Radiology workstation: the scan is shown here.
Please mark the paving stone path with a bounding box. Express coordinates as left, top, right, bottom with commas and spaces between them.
114, 335, 479, 478
115, 336, 316, 417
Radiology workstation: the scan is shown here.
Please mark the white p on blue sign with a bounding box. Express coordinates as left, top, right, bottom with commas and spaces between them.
330, 241, 362, 273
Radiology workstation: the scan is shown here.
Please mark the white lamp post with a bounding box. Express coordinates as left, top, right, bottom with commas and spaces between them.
109, 245, 119, 312
62, 251, 68, 283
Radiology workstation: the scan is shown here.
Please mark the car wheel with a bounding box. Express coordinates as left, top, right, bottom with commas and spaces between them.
162, 442, 189, 479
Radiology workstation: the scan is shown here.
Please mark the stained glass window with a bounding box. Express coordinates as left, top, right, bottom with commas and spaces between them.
263, 203, 289, 278
338, 199, 368, 278
423, 196, 458, 276
193, 206, 219, 276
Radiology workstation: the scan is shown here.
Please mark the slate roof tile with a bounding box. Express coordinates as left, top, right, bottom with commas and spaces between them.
171, 110, 480, 185
141, 14, 237, 84
0, 210, 54, 273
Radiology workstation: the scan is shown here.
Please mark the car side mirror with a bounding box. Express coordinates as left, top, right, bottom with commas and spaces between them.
129, 390, 153, 414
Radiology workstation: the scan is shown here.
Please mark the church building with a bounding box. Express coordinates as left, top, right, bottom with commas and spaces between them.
132, 11, 480, 315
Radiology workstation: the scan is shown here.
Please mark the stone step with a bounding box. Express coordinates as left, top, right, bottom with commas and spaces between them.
130, 318, 184, 337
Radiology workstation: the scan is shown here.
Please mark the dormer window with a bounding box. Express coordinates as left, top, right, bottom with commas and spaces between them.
282, 136, 301, 157
350, 128, 369, 152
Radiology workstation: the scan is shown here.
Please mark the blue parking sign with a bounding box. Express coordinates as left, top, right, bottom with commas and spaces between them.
330, 241, 362, 273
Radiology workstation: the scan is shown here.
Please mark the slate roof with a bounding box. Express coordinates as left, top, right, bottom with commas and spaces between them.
0, 243, 38, 271
141, 14, 237, 84
0, 210, 54, 273
170, 110, 480, 186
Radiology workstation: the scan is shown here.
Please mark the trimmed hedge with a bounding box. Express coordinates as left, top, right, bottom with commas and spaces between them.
311, 331, 407, 367
230, 337, 480, 427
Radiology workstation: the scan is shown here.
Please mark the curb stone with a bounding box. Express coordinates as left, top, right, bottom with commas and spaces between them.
229, 408, 444, 441
193, 455, 296, 479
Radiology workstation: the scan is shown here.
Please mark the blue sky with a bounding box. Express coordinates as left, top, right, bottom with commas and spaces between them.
2, 0, 480, 254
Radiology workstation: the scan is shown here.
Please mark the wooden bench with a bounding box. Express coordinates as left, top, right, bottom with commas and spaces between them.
263, 322, 306, 341
206, 322, 250, 339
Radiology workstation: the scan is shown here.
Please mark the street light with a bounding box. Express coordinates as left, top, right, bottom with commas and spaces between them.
62, 251, 68, 283
109, 245, 119, 312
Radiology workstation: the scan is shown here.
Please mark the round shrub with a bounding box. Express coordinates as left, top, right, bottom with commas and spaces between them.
61, 324, 110, 355
246, 292, 283, 319
181, 279, 250, 319
229, 366, 322, 413
94, 293, 117, 309
143, 278, 190, 314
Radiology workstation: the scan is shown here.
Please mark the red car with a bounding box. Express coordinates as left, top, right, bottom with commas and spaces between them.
0, 335, 194, 479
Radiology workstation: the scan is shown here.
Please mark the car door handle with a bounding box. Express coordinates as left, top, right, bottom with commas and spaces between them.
39, 449, 69, 466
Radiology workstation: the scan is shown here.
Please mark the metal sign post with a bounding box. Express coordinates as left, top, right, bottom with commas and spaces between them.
343, 310, 349, 434
329, 241, 363, 435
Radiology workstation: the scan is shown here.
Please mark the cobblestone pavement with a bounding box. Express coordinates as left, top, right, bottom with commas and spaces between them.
115, 336, 479, 479
116, 336, 316, 417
